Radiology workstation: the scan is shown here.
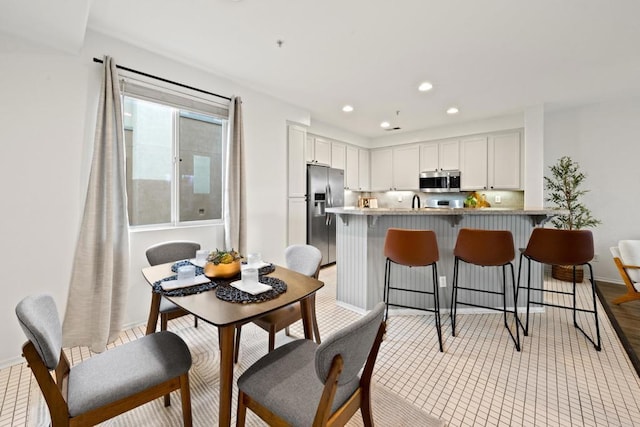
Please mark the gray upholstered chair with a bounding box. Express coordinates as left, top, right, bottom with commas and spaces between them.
145, 241, 201, 336
234, 244, 323, 362
16, 294, 193, 427
236, 302, 386, 427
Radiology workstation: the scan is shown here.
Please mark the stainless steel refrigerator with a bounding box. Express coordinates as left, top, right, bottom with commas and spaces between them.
307, 164, 344, 266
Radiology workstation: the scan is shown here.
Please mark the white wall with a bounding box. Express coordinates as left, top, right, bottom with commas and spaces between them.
0, 30, 310, 366
544, 96, 640, 283
523, 105, 545, 208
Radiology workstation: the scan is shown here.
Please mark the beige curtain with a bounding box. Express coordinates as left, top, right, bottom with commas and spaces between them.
62, 56, 129, 352
224, 96, 246, 255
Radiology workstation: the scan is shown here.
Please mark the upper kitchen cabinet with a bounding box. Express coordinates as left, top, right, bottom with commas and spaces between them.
288, 124, 307, 198
460, 131, 522, 191
460, 136, 488, 190
419, 140, 460, 172
358, 148, 370, 191
392, 145, 420, 190
306, 135, 331, 166
345, 145, 358, 190
370, 148, 393, 191
488, 132, 521, 190
331, 142, 346, 170
370, 145, 420, 191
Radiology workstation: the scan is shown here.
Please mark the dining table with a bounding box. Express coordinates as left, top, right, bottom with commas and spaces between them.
142, 262, 324, 427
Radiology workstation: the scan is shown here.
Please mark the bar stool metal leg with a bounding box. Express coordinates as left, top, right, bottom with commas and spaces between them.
450, 257, 460, 337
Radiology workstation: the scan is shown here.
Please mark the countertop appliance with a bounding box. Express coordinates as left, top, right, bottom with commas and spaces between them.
425, 198, 464, 209
307, 164, 344, 266
419, 170, 461, 193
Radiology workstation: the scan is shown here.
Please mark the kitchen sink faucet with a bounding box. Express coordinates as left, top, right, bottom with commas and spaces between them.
412, 195, 421, 209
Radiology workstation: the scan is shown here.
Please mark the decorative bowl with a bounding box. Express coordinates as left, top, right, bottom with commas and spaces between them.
204, 259, 241, 279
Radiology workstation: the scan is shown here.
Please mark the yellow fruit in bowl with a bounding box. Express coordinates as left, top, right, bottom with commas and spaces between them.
207, 249, 242, 265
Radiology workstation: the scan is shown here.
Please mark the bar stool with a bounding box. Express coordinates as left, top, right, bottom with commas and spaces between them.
383, 228, 443, 352
516, 228, 601, 351
451, 228, 520, 351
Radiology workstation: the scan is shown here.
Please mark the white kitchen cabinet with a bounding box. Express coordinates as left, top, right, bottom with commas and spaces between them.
460, 136, 488, 190
331, 142, 346, 170
358, 149, 370, 191
306, 135, 331, 166
488, 132, 521, 190
370, 148, 393, 191
440, 140, 460, 170
419, 140, 460, 172
460, 132, 522, 190
393, 145, 420, 190
288, 125, 307, 198
419, 143, 439, 172
287, 197, 307, 246
345, 145, 359, 190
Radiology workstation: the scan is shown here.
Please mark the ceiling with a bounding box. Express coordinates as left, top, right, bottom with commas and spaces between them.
3, 0, 640, 139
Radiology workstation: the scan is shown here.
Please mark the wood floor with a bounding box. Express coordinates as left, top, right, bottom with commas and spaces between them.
596, 281, 640, 376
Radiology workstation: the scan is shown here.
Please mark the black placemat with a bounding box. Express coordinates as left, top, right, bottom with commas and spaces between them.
154, 263, 277, 298
152, 275, 217, 297
215, 276, 287, 304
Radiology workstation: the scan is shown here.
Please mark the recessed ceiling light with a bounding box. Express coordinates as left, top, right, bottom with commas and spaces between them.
342, 105, 354, 113
380, 121, 390, 128
418, 82, 433, 92
447, 107, 459, 114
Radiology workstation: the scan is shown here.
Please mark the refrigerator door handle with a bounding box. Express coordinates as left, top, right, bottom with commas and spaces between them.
326, 185, 332, 207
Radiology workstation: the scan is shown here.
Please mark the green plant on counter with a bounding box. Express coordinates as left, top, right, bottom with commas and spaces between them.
207, 249, 242, 265
544, 156, 601, 230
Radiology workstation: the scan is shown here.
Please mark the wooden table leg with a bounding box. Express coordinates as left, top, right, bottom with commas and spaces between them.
218, 325, 235, 427
146, 292, 161, 335
300, 295, 314, 340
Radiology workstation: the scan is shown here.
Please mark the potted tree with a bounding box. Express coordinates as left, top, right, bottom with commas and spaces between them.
544, 156, 601, 282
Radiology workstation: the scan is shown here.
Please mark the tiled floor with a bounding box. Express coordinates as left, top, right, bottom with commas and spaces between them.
3, 265, 640, 426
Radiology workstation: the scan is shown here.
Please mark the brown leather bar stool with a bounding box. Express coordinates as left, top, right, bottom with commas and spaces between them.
451, 228, 520, 351
516, 228, 601, 351
383, 228, 443, 352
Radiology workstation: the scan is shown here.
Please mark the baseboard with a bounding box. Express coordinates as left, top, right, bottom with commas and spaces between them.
0, 355, 26, 370
336, 301, 544, 317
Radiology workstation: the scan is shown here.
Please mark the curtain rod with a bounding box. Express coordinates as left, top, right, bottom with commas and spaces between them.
92, 57, 232, 102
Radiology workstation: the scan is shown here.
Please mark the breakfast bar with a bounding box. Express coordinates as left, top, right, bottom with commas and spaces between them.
325, 207, 561, 312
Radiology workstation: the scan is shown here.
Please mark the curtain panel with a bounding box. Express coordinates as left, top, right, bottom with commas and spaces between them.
224, 96, 246, 255
62, 56, 130, 352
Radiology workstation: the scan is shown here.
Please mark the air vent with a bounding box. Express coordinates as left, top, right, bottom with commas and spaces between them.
385, 126, 401, 131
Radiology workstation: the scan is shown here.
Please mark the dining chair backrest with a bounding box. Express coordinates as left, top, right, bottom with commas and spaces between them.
15, 294, 61, 370
315, 302, 385, 385
285, 244, 322, 278
146, 241, 201, 266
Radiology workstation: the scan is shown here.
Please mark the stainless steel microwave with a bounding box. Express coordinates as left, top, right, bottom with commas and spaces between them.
419, 170, 461, 193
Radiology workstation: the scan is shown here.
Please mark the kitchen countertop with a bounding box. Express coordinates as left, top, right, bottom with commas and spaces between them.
326, 207, 563, 215
326, 206, 565, 227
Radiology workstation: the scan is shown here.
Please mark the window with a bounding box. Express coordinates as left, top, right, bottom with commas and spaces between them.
122, 83, 228, 227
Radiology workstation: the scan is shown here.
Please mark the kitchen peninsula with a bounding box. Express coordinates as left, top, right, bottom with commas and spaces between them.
325, 207, 562, 313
